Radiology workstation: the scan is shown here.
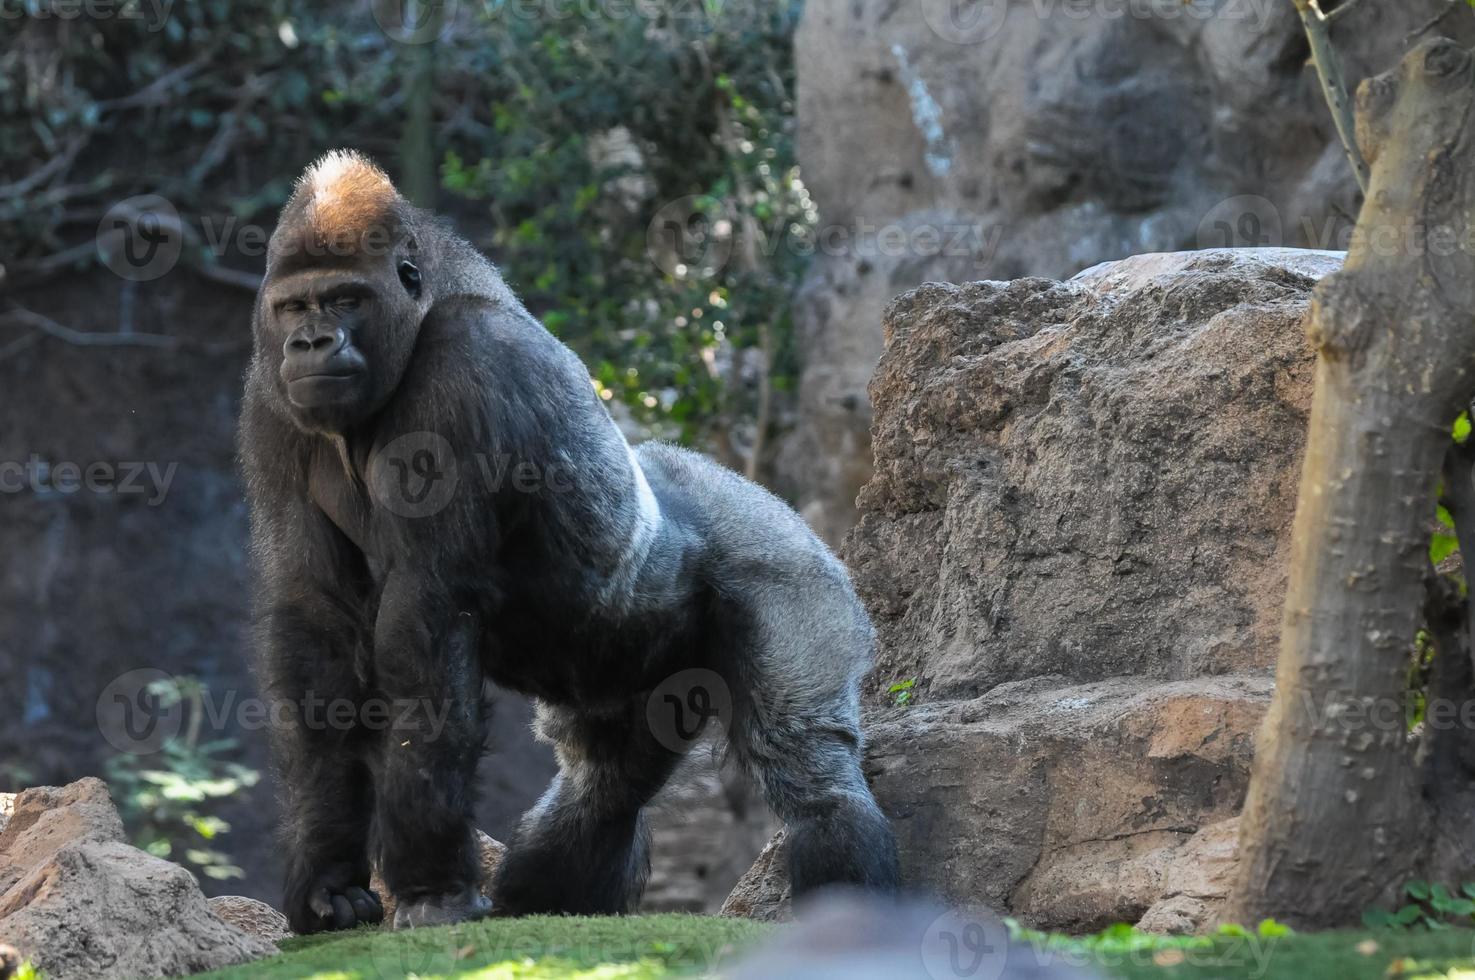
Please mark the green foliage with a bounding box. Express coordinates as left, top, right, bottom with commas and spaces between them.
1006, 918, 1292, 955
1364, 881, 1475, 930
13, 963, 42, 980
440, 0, 809, 442
104, 676, 259, 882
2, 0, 808, 449
887, 677, 916, 707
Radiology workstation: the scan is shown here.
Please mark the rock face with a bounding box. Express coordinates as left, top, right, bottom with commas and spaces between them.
0, 778, 275, 979
730, 248, 1333, 931
772, 0, 1474, 541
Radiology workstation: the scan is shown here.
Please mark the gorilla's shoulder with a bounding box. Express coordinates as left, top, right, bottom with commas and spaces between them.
635, 442, 840, 575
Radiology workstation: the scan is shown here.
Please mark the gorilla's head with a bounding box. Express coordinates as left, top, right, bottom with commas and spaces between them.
253, 150, 434, 433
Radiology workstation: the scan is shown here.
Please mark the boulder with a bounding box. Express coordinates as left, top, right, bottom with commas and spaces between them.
0, 779, 274, 978
370, 828, 506, 922
207, 895, 292, 944
772, 0, 1474, 540
729, 249, 1332, 931
0, 778, 125, 896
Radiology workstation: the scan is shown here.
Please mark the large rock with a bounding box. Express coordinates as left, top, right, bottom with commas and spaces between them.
773, 0, 1474, 541
0, 779, 274, 978
730, 248, 1333, 931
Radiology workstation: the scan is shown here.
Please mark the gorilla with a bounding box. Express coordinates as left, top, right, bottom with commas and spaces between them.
239, 150, 898, 932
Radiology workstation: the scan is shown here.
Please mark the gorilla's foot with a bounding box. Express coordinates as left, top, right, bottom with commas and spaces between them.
292, 875, 384, 933
392, 887, 493, 930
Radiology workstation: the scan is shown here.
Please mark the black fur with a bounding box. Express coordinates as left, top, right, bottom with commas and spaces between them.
240, 152, 898, 932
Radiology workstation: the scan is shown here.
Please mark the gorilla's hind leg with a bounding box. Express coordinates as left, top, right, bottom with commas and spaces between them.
491, 701, 687, 915
735, 707, 900, 897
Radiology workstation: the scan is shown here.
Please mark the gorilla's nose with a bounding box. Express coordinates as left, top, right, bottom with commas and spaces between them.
282, 324, 350, 376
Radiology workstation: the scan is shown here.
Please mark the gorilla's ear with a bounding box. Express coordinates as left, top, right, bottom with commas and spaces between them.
398, 260, 423, 299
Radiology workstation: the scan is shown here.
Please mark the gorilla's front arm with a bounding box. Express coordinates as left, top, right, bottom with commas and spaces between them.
367, 569, 488, 925
249, 491, 383, 933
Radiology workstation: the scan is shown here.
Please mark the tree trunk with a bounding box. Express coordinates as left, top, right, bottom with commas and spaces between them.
1226, 38, 1475, 928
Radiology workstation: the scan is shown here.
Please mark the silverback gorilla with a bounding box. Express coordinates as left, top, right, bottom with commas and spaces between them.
240, 150, 898, 932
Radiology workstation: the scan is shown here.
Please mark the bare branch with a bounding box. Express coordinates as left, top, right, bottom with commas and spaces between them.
1293, 0, 1371, 194
0, 305, 249, 356
1, 306, 182, 350
0, 134, 87, 200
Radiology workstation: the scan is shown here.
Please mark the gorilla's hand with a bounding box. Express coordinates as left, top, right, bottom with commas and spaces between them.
286, 861, 384, 933
392, 886, 493, 930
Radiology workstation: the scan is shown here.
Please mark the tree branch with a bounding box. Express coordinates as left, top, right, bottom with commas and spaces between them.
1293, 0, 1371, 194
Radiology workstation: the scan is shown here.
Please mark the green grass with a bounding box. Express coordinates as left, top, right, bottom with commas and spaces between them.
181, 913, 1475, 979
1032, 926, 1475, 979
191, 914, 772, 980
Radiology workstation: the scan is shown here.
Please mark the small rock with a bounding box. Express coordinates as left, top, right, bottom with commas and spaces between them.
208, 896, 292, 944
720, 827, 791, 922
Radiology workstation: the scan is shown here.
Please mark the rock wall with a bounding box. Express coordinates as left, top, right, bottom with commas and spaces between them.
731, 248, 1336, 931
773, 0, 1474, 542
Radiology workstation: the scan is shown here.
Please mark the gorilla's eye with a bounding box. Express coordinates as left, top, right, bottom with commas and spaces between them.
333, 295, 360, 311
398, 260, 422, 298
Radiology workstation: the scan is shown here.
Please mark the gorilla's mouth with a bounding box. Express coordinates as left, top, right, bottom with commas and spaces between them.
285, 371, 365, 408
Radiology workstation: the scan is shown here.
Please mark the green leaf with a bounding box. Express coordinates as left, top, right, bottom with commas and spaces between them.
1362, 908, 1394, 929
1430, 533, 1459, 565
1438, 505, 1456, 529
1408, 880, 1432, 901
1455, 412, 1472, 444
1393, 904, 1425, 925
1256, 918, 1292, 938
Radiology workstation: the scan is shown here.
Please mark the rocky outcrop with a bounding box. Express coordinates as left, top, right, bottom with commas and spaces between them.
0, 778, 274, 979
773, 0, 1474, 542
731, 248, 1334, 931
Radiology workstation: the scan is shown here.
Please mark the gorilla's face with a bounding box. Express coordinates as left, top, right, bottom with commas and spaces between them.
258, 240, 428, 433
